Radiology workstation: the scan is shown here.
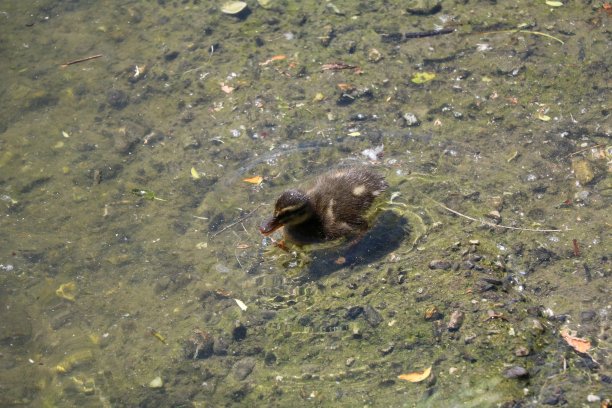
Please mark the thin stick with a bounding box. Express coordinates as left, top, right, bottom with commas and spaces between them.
210, 204, 263, 238
420, 194, 566, 232
475, 29, 564, 45
60, 54, 103, 68
565, 144, 604, 159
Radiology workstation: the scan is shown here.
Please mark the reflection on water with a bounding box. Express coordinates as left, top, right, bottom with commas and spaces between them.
0, 0, 610, 406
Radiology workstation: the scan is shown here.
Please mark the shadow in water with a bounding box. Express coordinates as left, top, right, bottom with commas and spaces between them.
308, 211, 409, 277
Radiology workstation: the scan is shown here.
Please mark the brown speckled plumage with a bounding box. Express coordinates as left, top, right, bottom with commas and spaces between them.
260, 167, 388, 244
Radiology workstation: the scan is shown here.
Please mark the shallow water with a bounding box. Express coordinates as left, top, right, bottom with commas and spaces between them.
0, 0, 610, 406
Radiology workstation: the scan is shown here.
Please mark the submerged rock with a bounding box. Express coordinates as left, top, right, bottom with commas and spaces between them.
232, 357, 255, 380
447, 310, 464, 331
503, 366, 528, 379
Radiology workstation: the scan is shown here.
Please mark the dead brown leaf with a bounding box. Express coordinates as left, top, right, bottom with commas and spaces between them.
560, 328, 591, 353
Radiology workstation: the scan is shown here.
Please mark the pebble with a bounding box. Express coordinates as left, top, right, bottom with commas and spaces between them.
149, 376, 163, 388
232, 357, 256, 380
580, 310, 597, 322
486, 210, 502, 223
380, 343, 394, 356
515, 346, 530, 357
107, 89, 129, 109
232, 322, 247, 341
530, 319, 545, 333
264, 351, 277, 365
363, 305, 383, 327
429, 260, 452, 270
424, 305, 442, 321
447, 310, 464, 331
571, 158, 595, 185
346, 306, 364, 320
406, 0, 442, 15
213, 336, 228, 356
503, 366, 529, 379
164, 50, 179, 61
403, 112, 420, 127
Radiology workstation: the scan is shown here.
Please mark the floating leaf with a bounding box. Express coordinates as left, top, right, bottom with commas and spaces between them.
243, 176, 263, 185
411, 72, 436, 84
560, 328, 591, 353
191, 167, 201, 180
545, 1, 563, 7
398, 366, 432, 382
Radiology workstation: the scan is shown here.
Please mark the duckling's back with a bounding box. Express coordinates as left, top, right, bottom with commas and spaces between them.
307, 167, 387, 240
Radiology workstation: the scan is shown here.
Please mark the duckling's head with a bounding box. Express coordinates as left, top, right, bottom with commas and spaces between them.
260, 189, 313, 235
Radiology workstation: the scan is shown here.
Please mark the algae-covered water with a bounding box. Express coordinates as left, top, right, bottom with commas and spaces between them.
0, 0, 610, 406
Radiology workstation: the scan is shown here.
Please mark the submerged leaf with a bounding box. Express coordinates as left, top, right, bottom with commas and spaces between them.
131, 188, 167, 201
398, 366, 432, 382
411, 72, 436, 84
191, 167, 201, 180
259, 55, 287, 66
560, 328, 591, 353
56, 282, 77, 301
234, 298, 248, 311
243, 176, 263, 185
537, 112, 551, 121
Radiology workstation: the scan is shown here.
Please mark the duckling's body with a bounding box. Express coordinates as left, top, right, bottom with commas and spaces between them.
260, 167, 388, 245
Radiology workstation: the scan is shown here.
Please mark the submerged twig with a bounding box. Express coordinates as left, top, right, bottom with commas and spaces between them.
564, 144, 604, 159
420, 194, 565, 232
381, 27, 455, 43
474, 28, 564, 45
210, 204, 263, 238
60, 54, 103, 68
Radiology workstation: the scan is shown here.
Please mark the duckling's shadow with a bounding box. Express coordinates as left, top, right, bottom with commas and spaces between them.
308, 211, 409, 277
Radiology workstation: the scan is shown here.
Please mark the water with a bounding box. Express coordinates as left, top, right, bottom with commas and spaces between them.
0, 0, 610, 406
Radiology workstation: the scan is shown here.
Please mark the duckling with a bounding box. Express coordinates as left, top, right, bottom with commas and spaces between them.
260, 167, 388, 245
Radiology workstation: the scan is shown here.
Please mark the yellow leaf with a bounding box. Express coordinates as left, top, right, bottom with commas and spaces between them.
545, 1, 563, 7
347, 131, 361, 137
243, 176, 263, 185
190, 167, 201, 180
537, 112, 551, 121
56, 282, 77, 302
398, 366, 432, 383
411, 72, 436, 84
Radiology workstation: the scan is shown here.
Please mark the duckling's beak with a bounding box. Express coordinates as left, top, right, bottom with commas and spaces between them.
260, 216, 282, 235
